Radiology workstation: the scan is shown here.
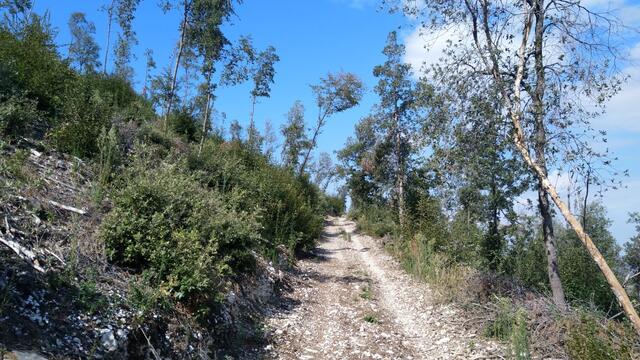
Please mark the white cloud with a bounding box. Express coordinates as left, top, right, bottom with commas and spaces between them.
334, 0, 376, 10
591, 56, 640, 133
402, 24, 467, 77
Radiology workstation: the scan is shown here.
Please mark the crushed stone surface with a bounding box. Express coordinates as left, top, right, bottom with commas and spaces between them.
261, 217, 504, 360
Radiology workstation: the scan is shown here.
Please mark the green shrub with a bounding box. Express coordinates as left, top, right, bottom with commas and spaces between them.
484, 297, 531, 359
188, 139, 323, 255
100, 164, 261, 312
510, 309, 531, 360
168, 108, 199, 142
0, 94, 43, 137
321, 194, 345, 216
564, 312, 637, 360
351, 205, 397, 237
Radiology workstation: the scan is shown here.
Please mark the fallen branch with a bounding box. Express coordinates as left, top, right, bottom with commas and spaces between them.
139, 326, 161, 360
45, 248, 66, 266
0, 235, 45, 273
47, 200, 87, 215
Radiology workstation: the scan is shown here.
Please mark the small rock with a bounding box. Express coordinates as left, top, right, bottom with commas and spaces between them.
100, 329, 117, 352
5, 351, 48, 360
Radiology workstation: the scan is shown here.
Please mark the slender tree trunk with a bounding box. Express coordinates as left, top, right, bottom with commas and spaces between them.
583, 169, 590, 229
249, 94, 256, 131
298, 112, 325, 176
486, 177, 500, 269
163, 1, 190, 133
103, 0, 115, 75
393, 112, 406, 230
530, 0, 568, 310
198, 82, 212, 156
248, 94, 257, 148
142, 65, 150, 98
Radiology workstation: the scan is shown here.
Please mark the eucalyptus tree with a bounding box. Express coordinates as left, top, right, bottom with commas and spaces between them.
113, 0, 140, 80
248, 46, 279, 130
142, 48, 155, 98
262, 119, 277, 161
1, 0, 33, 34
161, 0, 236, 133
298, 72, 365, 176
281, 100, 308, 170
188, 0, 234, 153
337, 115, 388, 209
428, 88, 530, 269
312, 152, 338, 192
371, 31, 424, 229
68, 12, 100, 74
101, 0, 115, 74
399, 0, 640, 329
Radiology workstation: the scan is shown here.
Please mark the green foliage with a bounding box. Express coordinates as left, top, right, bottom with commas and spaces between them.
564, 312, 637, 360
485, 297, 517, 341
624, 212, 640, 295
321, 194, 345, 216
76, 278, 109, 316
97, 126, 121, 186
168, 108, 199, 142
484, 298, 531, 359
0, 148, 29, 180
351, 205, 397, 238
127, 279, 169, 319
189, 139, 323, 255
100, 162, 261, 311
362, 314, 378, 324
0, 22, 147, 157
359, 283, 373, 300
0, 94, 42, 137
557, 203, 621, 311
501, 216, 550, 291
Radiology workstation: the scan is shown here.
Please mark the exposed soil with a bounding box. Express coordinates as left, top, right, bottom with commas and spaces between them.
260, 217, 505, 360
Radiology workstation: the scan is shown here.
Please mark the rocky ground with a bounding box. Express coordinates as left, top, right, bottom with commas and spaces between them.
259, 217, 504, 360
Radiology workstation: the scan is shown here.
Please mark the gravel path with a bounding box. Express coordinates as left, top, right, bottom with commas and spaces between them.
262, 217, 504, 360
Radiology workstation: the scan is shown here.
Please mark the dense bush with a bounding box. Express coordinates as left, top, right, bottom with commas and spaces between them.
321, 194, 345, 216
564, 312, 637, 360
188, 139, 324, 255
100, 162, 261, 311
350, 204, 397, 237
0, 22, 150, 157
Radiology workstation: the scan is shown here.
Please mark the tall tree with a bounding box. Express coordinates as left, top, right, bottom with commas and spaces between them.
248, 45, 279, 133
405, 0, 640, 330
0, 0, 33, 34
372, 31, 420, 229
262, 119, 277, 161
337, 115, 388, 209
113, 0, 140, 80
312, 152, 337, 192
67, 12, 100, 74
101, 0, 115, 74
162, 0, 236, 133
299, 72, 364, 176
281, 100, 308, 170
142, 48, 155, 98
162, 0, 192, 132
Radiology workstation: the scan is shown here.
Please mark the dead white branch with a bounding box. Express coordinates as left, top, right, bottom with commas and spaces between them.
0, 235, 45, 273
47, 200, 87, 215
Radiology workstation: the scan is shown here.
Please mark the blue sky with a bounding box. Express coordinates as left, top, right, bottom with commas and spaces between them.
33, 0, 640, 243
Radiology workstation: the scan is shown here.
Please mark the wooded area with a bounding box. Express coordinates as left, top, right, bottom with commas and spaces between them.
1, 0, 640, 358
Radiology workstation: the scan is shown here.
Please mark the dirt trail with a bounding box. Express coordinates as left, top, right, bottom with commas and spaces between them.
262, 217, 503, 360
